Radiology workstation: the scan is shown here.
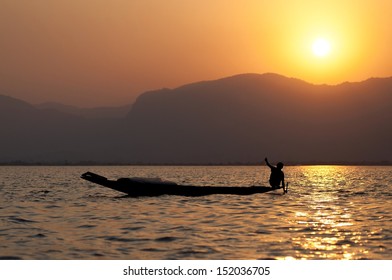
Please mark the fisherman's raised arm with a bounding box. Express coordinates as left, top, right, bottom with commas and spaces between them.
265, 157, 273, 168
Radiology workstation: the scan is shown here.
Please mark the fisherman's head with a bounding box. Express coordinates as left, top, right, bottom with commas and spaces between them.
277, 162, 284, 170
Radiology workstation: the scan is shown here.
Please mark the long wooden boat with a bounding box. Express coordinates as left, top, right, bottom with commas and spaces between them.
81, 172, 284, 197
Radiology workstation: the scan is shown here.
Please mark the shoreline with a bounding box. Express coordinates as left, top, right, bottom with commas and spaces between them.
0, 162, 391, 167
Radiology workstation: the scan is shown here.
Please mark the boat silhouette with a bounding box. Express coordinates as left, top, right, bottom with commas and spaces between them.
81, 172, 285, 197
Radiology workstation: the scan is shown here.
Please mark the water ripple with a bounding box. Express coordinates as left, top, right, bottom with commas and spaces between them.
0, 165, 391, 259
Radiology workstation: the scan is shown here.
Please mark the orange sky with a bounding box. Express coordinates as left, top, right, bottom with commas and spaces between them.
1, 0, 391, 106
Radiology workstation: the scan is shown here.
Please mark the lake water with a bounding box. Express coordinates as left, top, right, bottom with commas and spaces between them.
0, 166, 391, 260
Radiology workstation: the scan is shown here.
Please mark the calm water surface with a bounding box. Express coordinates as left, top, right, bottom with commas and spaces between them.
0, 166, 391, 259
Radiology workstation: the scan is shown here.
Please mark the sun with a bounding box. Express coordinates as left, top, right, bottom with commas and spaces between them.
312, 38, 331, 57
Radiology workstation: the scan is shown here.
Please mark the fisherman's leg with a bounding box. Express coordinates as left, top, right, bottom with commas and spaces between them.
269, 180, 278, 189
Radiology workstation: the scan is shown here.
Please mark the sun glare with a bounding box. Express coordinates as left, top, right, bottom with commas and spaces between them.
312, 38, 331, 57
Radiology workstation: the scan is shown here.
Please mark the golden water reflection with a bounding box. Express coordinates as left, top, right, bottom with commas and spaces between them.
1, 165, 390, 259
286, 166, 370, 259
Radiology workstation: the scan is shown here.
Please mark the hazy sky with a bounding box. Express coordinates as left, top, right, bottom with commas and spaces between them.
1, 0, 391, 106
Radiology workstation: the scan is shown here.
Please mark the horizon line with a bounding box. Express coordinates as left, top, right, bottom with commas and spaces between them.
1, 161, 391, 167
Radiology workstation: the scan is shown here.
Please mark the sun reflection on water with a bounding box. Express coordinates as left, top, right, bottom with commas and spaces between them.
1, 165, 390, 259
287, 166, 371, 259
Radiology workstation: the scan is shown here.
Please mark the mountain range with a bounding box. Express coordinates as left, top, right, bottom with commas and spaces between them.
35, 102, 132, 119
1, 73, 391, 164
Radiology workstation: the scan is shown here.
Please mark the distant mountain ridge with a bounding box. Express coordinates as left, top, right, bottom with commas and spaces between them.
36, 102, 132, 119
1, 73, 392, 164
126, 73, 392, 164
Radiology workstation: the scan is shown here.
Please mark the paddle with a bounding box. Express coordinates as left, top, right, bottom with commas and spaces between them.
284, 182, 289, 194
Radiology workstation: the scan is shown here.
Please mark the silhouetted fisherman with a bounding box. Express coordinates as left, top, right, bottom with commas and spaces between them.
265, 158, 285, 190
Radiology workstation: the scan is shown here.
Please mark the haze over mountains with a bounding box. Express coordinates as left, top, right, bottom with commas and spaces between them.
36, 102, 132, 119
1, 73, 391, 164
